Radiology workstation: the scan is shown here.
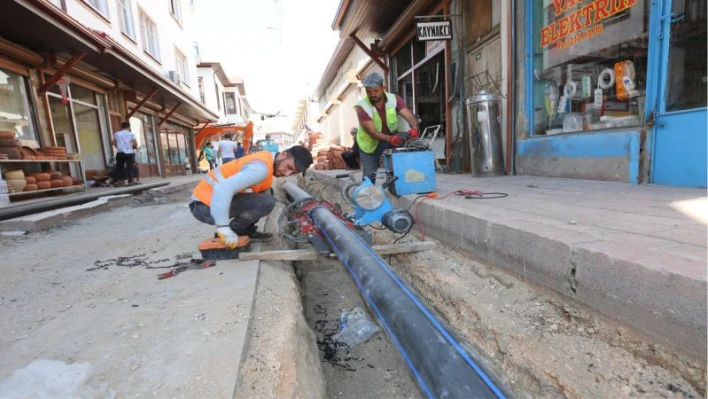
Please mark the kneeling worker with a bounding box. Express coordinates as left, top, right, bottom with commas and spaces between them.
189, 146, 313, 248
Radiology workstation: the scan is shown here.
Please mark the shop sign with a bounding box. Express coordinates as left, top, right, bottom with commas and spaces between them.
416, 21, 453, 41
540, 0, 638, 49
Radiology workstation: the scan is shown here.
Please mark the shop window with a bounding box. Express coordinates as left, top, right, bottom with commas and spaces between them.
129, 113, 157, 164
530, 0, 650, 136
69, 84, 97, 105
117, 0, 136, 39
139, 11, 161, 61
395, 42, 413, 74
665, 1, 707, 112
0, 68, 37, 142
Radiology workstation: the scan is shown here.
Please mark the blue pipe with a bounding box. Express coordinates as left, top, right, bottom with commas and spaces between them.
282, 182, 509, 399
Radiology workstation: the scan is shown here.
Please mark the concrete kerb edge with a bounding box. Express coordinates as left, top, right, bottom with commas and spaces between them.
0, 180, 200, 233
231, 240, 263, 397
306, 170, 707, 361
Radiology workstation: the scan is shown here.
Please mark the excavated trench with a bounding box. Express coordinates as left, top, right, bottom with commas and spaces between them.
294, 256, 422, 398
236, 180, 705, 398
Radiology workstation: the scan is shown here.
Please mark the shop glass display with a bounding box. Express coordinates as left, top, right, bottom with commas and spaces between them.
0, 68, 37, 141
665, 0, 707, 112
531, 0, 650, 135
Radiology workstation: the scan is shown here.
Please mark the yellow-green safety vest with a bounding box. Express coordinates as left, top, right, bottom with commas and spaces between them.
354, 92, 410, 154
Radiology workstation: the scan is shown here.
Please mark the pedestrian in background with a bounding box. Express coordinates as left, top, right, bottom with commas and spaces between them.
217, 133, 237, 164
111, 121, 138, 186
341, 127, 360, 169
236, 142, 245, 159
354, 72, 419, 183
204, 142, 217, 170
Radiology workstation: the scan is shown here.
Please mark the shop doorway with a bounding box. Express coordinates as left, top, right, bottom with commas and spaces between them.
651, 0, 707, 188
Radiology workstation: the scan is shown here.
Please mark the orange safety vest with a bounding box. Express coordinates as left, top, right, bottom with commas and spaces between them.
192, 151, 274, 206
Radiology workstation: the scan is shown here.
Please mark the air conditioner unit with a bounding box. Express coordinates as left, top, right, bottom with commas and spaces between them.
168, 70, 181, 85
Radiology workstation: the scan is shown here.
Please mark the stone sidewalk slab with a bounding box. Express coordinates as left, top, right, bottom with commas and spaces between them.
308, 170, 707, 360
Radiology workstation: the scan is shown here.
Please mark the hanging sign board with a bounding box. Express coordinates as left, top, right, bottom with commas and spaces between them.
416, 21, 453, 41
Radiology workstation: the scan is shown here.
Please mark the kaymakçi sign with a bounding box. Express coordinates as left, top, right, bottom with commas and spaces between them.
416, 21, 453, 41
540, 0, 638, 49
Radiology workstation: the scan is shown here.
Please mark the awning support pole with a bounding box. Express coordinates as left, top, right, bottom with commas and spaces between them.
126, 88, 158, 119
349, 34, 389, 73
158, 103, 182, 126
38, 52, 85, 94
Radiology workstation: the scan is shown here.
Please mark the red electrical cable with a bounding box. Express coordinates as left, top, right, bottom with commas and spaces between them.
413, 190, 507, 241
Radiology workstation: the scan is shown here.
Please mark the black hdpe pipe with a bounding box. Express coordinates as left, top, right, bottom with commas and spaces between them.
0, 181, 169, 221
282, 182, 509, 399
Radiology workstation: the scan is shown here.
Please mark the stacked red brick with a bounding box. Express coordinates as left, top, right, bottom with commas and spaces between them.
313, 145, 348, 170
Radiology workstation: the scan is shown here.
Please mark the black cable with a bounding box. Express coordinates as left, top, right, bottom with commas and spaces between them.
464, 192, 509, 200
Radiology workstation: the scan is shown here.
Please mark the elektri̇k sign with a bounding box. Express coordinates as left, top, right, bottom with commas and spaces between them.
416, 21, 453, 41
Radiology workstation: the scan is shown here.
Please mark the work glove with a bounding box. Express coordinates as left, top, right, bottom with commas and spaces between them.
388, 135, 405, 147
216, 226, 240, 249
407, 128, 419, 139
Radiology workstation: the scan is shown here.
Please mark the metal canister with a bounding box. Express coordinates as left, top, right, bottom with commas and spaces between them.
465, 90, 504, 176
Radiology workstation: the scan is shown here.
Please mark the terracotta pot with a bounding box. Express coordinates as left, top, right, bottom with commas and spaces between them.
6, 178, 26, 192
4, 170, 24, 179
34, 149, 45, 158
31, 172, 51, 181
37, 181, 51, 190
50, 171, 63, 179
0, 131, 15, 139
0, 138, 20, 147
24, 176, 36, 184
50, 179, 64, 188
24, 155, 36, 160
62, 176, 73, 187
20, 146, 36, 158
44, 146, 66, 151
24, 183, 38, 192
0, 147, 21, 159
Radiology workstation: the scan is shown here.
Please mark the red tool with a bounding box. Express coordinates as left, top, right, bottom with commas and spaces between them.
157, 259, 216, 280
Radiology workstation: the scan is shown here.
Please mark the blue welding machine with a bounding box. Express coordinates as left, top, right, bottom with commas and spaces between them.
383, 148, 436, 196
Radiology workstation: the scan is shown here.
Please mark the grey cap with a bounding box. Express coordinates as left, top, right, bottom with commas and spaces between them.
362, 72, 384, 88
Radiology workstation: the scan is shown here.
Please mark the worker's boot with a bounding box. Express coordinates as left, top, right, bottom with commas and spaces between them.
247, 231, 273, 241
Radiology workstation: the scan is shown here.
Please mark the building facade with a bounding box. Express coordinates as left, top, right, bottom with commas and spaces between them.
0, 0, 220, 190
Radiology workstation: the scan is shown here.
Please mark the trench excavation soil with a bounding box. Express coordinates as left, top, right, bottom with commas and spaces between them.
299, 178, 706, 399
294, 256, 421, 398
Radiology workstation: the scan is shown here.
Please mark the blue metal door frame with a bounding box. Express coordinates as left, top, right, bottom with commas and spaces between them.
649, 0, 708, 187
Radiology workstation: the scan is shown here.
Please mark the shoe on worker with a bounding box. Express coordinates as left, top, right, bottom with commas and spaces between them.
247, 231, 273, 241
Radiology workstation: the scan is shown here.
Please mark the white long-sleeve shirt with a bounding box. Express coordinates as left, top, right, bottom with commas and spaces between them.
199, 160, 269, 226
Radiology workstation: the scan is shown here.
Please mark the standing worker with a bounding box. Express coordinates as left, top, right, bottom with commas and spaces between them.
189, 146, 313, 247
354, 72, 419, 183
217, 133, 237, 164
236, 142, 245, 159
204, 142, 217, 170
112, 121, 138, 186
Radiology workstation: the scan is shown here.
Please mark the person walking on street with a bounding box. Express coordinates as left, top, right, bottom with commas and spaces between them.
341, 127, 360, 169
112, 121, 138, 186
217, 133, 237, 164
204, 142, 217, 170
189, 146, 313, 248
354, 72, 419, 183
236, 142, 245, 159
